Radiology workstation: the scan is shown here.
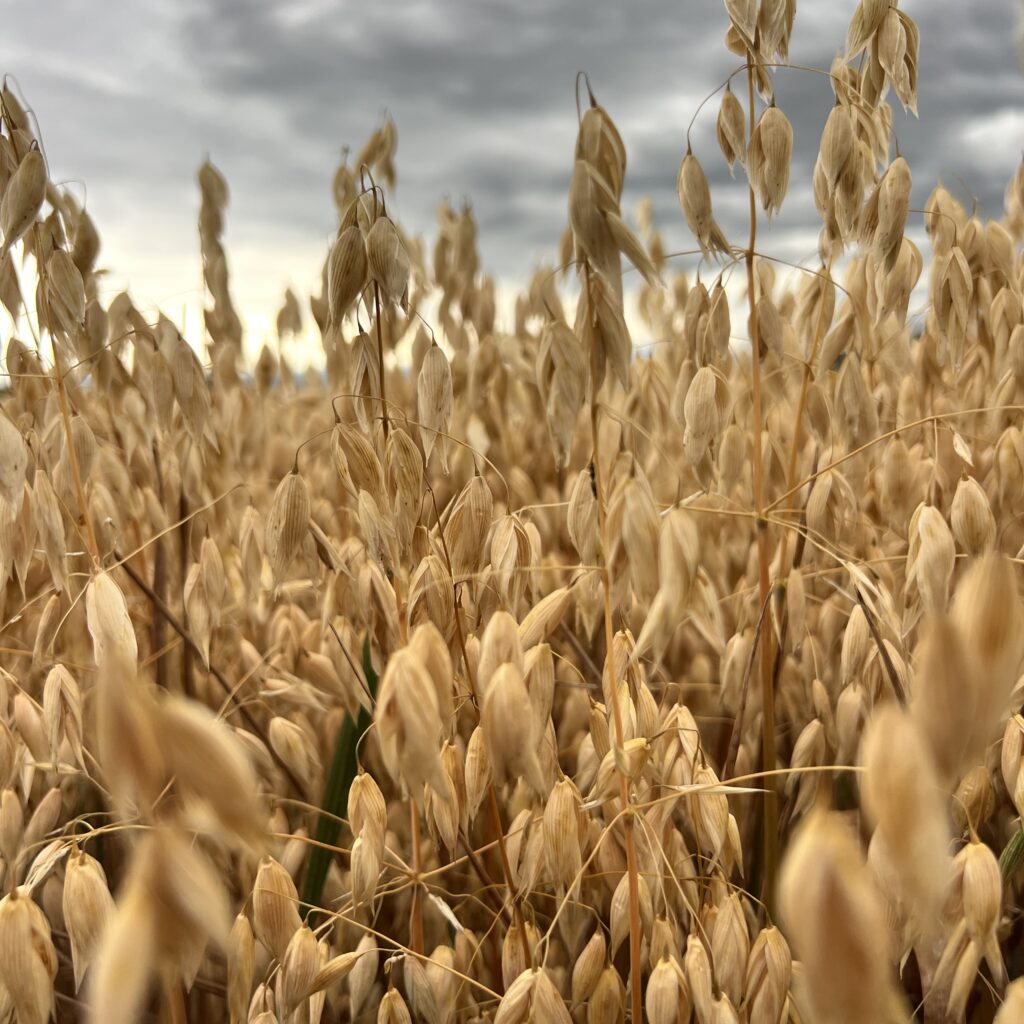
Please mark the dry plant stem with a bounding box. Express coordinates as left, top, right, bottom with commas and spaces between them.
409, 799, 424, 954
774, 253, 835, 580
179, 488, 193, 699
854, 587, 906, 705
151, 442, 169, 690
114, 550, 306, 795
723, 586, 773, 781
459, 833, 513, 927
393, 570, 423, 953
166, 981, 188, 1024
374, 282, 390, 437
586, 272, 643, 1024
766, 404, 1024, 515
743, 58, 778, 915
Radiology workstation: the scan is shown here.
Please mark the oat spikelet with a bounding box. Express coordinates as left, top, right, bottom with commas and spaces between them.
678, 151, 732, 260
0, 889, 56, 1024
86, 572, 138, 667
860, 705, 951, 939
748, 103, 793, 216
60, 848, 114, 993
778, 812, 909, 1024
0, 145, 46, 253
365, 215, 410, 311
417, 341, 453, 470
265, 469, 311, 589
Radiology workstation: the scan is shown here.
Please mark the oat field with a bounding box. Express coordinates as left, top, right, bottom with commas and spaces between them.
1, 1, 1024, 1022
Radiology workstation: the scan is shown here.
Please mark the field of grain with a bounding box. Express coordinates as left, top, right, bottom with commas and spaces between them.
1, 1, 1024, 1022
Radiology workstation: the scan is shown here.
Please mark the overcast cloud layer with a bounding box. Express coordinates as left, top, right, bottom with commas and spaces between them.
3, 0, 1023, 350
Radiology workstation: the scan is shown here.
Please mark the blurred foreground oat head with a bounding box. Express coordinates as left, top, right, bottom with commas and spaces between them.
2, 0, 1024, 1022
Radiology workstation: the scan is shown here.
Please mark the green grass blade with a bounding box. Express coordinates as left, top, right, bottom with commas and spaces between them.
300, 636, 378, 920
1000, 827, 1024, 882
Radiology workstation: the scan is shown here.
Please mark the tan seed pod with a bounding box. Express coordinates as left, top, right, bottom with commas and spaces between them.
995, 978, 1024, 1023
958, 840, 1002, 945
348, 771, 387, 855
445, 474, 493, 580
819, 102, 855, 192
953, 764, 994, 833
407, 553, 455, 636
0, 145, 46, 253
348, 934, 378, 1018
155, 694, 265, 847
953, 555, 1024, 753
309, 949, 360, 998
683, 365, 726, 465
0, 889, 56, 1024
63, 848, 115, 992
464, 725, 491, 824
0, 415, 27, 510
86, 571, 138, 667
543, 778, 583, 892
950, 475, 995, 555
43, 664, 83, 767
0, 84, 31, 134
44, 248, 85, 336
690, 763, 729, 861
609, 870, 652, 956
571, 930, 606, 1008
537, 318, 587, 468
0, 787, 22, 867
872, 156, 912, 271
22, 786, 62, 857
227, 913, 255, 1024
365, 215, 409, 310
281, 923, 319, 1017
678, 151, 731, 259
32, 471, 67, 595
30, 591, 60, 670
501, 923, 534, 992
646, 957, 682, 1024
724, 0, 758, 45
911, 504, 955, 614
567, 467, 599, 565
779, 812, 908, 1024
252, 856, 302, 962
860, 705, 951, 937
379, 987, 413, 1024
374, 647, 447, 798
1001, 715, 1024, 819
684, 934, 714, 1024
268, 716, 318, 788
332, 419, 385, 500
716, 85, 746, 172
328, 224, 367, 324
417, 342, 453, 470
743, 926, 791, 1024
265, 470, 311, 588
576, 265, 632, 390
748, 104, 793, 216
576, 97, 627, 200
478, 609, 524, 693
349, 834, 380, 908
183, 563, 212, 667
481, 662, 545, 795
588, 965, 624, 1024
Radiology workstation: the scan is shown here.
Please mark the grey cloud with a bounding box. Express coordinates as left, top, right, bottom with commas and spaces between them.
3, 0, 1023, 330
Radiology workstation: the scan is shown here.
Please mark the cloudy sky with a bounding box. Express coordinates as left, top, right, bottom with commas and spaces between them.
3, 1, 1023, 356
